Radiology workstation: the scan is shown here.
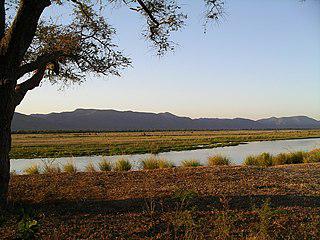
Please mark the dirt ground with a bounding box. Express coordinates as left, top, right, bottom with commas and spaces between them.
1, 164, 320, 239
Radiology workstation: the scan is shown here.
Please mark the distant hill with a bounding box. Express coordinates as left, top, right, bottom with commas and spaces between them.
12, 109, 320, 131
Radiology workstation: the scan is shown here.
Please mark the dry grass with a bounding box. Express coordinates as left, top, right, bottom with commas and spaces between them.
208, 155, 231, 166
244, 153, 273, 167
304, 148, 320, 163
42, 165, 61, 174
3, 164, 320, 239
114, 158, 132, 171
63, 162, 77, 174
181, 159, 202, 167
98, 158, 112, 172
85, 162, 96, 172
141, 156, 174, 170
24, 165, 40, 175
10, 130, 320, 159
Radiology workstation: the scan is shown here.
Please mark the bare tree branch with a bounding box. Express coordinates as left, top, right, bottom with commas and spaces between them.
136, 0, 160, 26
18, 51, 64, 79
14, 66, 47, 106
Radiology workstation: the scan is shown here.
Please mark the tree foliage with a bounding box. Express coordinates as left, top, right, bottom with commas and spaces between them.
0, 0, 225, 100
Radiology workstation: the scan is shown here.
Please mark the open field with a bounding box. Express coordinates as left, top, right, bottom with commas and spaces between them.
10, 129, 320, 159
1, 163, 320, 239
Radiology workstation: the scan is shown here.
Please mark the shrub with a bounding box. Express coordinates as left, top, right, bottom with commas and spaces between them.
208, 155, 231, 166
17, 217, 38, 239
24, 165, 40, 175
63, 162, 77, 173
17, 208, 39, 240
85, 162, 96, 172
244, 153, 273, 167
141, 156, 174, 170
181, 159, 202, 167
114, 158, 132, 171
304, 148, 320, 163
98, 159, 112, 172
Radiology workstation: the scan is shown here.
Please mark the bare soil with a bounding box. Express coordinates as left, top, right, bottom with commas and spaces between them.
1, 164, 320, 239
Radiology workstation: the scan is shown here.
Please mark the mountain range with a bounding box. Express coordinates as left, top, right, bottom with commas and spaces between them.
12, 109, 320, 131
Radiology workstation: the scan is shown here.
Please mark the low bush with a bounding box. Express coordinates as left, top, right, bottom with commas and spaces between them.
208, 155, 231, 166
181, 160, 202, 167
98, 159, 112, 172
114, 158, 132, 171
63, 162, 77, 173
24, 165, 40, 175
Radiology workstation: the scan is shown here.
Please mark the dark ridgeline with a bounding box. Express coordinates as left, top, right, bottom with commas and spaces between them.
12, 109, 320, 131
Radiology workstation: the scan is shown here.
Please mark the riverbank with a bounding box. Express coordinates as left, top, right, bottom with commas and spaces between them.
10, 129, 320, 159
1, 163, 319, 239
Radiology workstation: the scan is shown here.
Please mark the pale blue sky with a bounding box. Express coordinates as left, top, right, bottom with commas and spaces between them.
16, 0, 320, 120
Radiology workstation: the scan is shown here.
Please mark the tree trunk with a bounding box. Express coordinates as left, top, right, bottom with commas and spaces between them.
0, 76, 15, 208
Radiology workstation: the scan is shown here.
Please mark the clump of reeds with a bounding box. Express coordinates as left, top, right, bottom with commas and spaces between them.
141, 156, 174, 170
303, 148, 320, 163
85, 162, 96, 172
114, 158, 132, 171
208, 155, 231, 166
98, 158, 112, 172
63, 162, 77, 173
181, 159, 202, 167
43, 164, 61, 174
244, 152, 273, 167
24, 165, 40, 175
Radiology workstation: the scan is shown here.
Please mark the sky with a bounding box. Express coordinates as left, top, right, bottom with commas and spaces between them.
16, 0, 320, 120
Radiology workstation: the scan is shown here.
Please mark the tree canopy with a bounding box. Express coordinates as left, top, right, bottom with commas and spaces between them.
0, 1, 224, 96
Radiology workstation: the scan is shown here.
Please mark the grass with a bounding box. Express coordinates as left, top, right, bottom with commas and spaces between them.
304, 148, 320, 163
181, 159, 202, 167
244, 153, 273, 167
98, 158, 112, 172
63, 162, 77, 173
85, 162, 96, 172
114, 158, 132, 171
24, 165, 40, 175
208, 155, 231, 166
245, 150, 320, 167
42, 164, 61, 174
3, 164, 320, 239
19, 148, 320, 175
141, 156, 174, 170
9, 130, 320, 159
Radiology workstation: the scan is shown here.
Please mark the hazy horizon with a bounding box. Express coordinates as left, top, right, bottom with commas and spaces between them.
15, 107, 320, 121
16, 0, 320, 120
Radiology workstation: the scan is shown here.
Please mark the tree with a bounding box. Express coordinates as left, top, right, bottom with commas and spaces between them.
0, 0, 225, 206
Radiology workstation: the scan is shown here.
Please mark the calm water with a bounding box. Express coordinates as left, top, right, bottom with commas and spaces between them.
11, 138, 320, 174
